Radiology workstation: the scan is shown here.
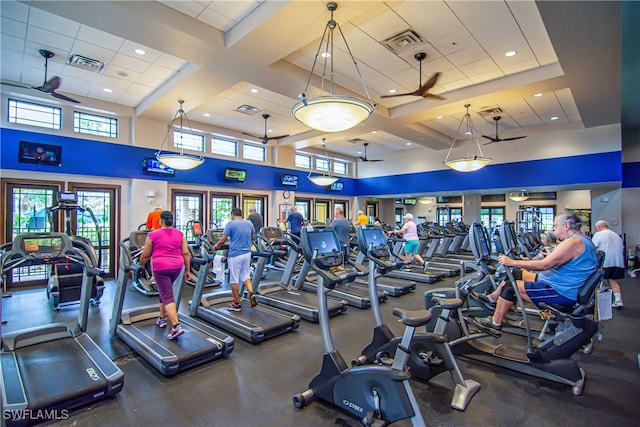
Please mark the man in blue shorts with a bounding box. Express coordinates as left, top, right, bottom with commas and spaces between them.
473, 212, 599, 336
213, 208, 258, 311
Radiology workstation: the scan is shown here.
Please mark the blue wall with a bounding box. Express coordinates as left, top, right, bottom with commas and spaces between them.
1, 128, 357, 196
2, 128, 631, 194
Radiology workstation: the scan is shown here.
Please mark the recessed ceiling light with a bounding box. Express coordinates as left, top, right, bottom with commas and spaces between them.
388, 89, 397, 94
320, 51, 331, 58
405, 142, 411, 146
203, 113, 210, 117
250, 88, 258, 93
436, 115, 443, 119
357, 151, 362, 154
103, 88, 112, 93
505, 50, 517, 57
134, 48, 146, 55
117, 70, 129, 77
534, 93, 543, 97
371, 130, 377, 134
550, 116, 559, 121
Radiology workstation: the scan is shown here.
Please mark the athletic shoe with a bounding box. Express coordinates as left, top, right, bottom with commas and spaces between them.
249, 292, 258, 308
612, 299, 624, 308
471, 291, 496, 308
156, 316, 168, 328
423, 261, 428, 272
470, 316, 502, 337
227, 301, 242, 311
167, 324, 185, 340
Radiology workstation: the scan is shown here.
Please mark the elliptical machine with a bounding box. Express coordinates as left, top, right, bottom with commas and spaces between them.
353, 225, 480, 411
425, 221, 602, 395
293, 227, 426, 426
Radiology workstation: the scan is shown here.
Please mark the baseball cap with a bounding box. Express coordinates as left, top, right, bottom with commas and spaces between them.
403, 213, 413, 220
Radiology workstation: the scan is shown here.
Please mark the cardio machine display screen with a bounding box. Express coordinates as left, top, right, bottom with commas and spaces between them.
307, 231, 339, 255
262, 227, 283, 240
472, 223, 491, 258
362, 228, 385, 248
22, 237, 64, 258
130, 232, 149, 247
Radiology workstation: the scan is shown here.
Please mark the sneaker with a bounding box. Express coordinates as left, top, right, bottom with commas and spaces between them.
167, 324, 185, 340
470, 316, 502, 337
227, 301, 242, 312
423, 261, 428, 272
156, 316, 168, 328
471, 291, 496, 308
612, 299, 624, 308
249, 292, 258, 308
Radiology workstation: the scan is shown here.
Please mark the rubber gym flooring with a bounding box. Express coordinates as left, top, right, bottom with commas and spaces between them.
2, 273, 639, 426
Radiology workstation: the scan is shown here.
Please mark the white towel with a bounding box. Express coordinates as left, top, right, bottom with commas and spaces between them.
213, 254, 225, 279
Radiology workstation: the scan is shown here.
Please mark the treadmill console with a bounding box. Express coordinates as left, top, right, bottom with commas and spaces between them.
129, 231, 150, 249
304, 228, 343, 270
12, 232, 72, 260
57, 191, 78, 204
191, 221, 204, 238
357, 226, 390, 260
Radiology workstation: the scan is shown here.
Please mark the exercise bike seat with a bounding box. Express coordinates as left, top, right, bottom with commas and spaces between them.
392, 308, 432, 327
430, 296, 464, 310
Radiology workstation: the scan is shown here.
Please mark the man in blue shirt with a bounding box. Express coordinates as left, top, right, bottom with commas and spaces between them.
473, 212, 598, 336
213, 208, 258, 311
331, 206, 352, 263
280, 206, 305, 237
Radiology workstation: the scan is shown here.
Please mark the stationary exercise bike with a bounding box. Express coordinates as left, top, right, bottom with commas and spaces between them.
293, 227, 426, 426
352, 225, 480, 411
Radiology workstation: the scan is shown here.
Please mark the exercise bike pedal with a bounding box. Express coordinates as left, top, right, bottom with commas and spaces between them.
418, 350, 445, 367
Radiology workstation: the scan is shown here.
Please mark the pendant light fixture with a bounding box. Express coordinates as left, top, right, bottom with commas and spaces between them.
443, 104, 492, 172
308, 138, 338, 186
156, 100, 204, 170
291, 2, 376, 133
509, 191, 530, 202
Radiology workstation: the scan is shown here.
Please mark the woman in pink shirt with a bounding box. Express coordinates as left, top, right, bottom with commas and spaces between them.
140, 211, 191, 340
388, 213, 428, 270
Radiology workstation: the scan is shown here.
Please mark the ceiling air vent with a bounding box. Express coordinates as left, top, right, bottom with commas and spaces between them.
234, 104, 261, 115
67, 53, 106, 73
382, 30, 425, 55
478, 107, 504, 116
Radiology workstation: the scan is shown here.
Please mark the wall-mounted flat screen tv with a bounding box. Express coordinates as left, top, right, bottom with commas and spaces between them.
18, 141, 62, 167
329, 181, 343, 192
224, 168, 247, 182
403, 198, 417, 205
281, 174, 299, 187
142, 158, 175, 177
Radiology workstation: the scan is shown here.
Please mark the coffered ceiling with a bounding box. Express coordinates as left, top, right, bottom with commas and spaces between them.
0, 1, 621, 163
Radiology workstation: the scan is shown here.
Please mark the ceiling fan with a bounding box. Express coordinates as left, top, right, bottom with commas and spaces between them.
380, 52, 445, 100
359, 142, 383, 162
242, 113, 289, 144
1, 49, 80, 103
482, 116, 527, 144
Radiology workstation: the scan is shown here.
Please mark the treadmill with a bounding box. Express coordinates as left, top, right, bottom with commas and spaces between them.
1, 233, 124, 425
189, 231, 301, 343
258, 227, 385, 309
375, 236, 444, 284
252, 228, 348, 321
353, 251, 417, 297
109, 237, 234, 376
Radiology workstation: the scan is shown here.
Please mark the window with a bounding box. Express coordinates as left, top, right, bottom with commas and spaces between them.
173, 130, 204, 152
174, 193, 202, 240
243, 143, 265, 162
212, 137, 237, 157
73, 111, 118, 138
333, 160, 348, 175
480, 207, 505, 231
8, 99, 61, 129
210, 196, 235, 229
316, 157, 330, 171
295, 153, 312, 169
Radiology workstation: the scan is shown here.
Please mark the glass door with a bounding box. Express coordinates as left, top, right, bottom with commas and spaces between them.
210, 194, 237, 229
174, 192, 203, 241
314, 200, 331, 224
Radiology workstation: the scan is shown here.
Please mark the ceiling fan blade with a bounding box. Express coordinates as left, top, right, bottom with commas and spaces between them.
51, 91, 81, 103
242, 132, 262, 139
380, 91, 419, 98
500, 136, 527, 141
1, 81, 33, 90
482, 135, 501, 144
424, 93, 446, 101
359, 156, 368, 162
268, 134, 290, 140
368, 159, 384, 162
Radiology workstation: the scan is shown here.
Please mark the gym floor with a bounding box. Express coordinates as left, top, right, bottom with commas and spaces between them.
2, 273, 639, 426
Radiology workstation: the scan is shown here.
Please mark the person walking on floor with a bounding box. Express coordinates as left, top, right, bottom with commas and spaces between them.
247, 206, 263, 234
213, 208, 258, 311
279, 206, 305, 237
593, 219, 625, 308
139, 210, 190, 340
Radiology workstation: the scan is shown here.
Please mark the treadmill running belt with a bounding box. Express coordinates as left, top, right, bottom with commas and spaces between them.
18, 338, 107, 409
